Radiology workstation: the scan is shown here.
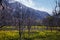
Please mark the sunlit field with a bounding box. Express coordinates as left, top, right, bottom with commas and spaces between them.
0, 26, 60, 40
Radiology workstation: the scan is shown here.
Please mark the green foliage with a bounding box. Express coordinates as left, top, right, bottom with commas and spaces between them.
0, 31, 20, 40
0, 30, 60, 40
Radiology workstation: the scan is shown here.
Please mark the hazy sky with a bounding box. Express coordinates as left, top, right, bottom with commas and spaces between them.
12, 0, 56, 14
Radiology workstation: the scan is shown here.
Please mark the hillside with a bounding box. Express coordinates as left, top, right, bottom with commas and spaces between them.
0, 0, 50, 26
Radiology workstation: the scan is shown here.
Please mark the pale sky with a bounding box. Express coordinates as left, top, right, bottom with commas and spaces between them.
9, 0, 57, 15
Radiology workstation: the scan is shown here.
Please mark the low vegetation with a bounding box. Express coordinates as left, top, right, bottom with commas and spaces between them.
0, 30, 60, 40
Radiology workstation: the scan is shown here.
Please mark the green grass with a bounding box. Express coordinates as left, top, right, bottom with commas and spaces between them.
0, 30, 19, 40
0, 30, 60, 40
0, 26, 60, 40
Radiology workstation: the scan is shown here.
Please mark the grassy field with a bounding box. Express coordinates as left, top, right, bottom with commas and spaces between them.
0, 30, 60, 40
0, 26, 60, 40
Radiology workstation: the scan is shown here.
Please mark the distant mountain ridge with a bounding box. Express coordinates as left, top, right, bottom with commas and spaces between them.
3, 0, 50, 19
0, 0, 50, 26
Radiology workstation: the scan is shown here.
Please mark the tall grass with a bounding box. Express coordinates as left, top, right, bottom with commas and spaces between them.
0, 30, 60, 40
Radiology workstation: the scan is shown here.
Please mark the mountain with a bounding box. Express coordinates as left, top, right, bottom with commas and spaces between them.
3, 0, 50, 19
0, 0, 50, 26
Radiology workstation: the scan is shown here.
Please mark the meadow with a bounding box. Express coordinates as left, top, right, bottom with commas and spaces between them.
0, 30, 60, 40
0, 26, 60, 40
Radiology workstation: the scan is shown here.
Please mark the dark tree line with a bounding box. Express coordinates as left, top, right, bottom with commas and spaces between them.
43, 0, 60, 31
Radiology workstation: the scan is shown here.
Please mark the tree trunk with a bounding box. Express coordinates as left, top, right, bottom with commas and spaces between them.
19, 20, 22, 40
